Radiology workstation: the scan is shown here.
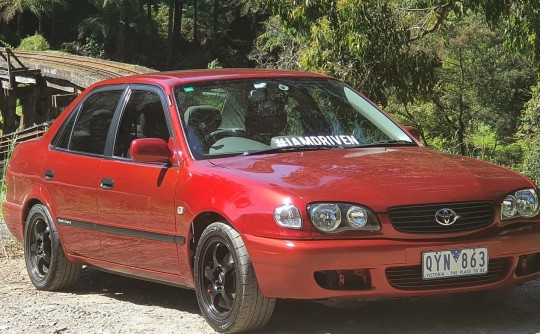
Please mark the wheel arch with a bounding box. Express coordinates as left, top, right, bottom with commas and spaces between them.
21, 184, 54, 229
189, 211, 232, 271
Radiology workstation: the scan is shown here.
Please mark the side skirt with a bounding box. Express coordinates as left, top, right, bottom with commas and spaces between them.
67, 254, 195, 289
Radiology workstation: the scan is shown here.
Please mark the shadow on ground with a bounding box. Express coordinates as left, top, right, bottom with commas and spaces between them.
75, 266, 540, 334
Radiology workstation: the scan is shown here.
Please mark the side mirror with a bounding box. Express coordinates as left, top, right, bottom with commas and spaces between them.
403, 126, 421, 142
130, 138, 172, 164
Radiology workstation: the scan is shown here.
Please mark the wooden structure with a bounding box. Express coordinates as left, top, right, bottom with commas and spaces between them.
0, 48, 154, 170
0, 48, 49, 134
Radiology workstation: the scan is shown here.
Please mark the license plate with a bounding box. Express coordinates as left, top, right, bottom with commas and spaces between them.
422, 247, 488, 280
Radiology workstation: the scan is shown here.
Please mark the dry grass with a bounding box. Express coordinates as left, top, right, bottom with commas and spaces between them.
0, 236, 23, 259
0, 221, 23, 259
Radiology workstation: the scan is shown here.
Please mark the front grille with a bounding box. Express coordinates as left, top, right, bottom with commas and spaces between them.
388, 201, 495, 234
386, 258, 510, 291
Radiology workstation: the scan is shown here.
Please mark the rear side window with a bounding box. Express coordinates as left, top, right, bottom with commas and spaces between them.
63, 90, 122, 155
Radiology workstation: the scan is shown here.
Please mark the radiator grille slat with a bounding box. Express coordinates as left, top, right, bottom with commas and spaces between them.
388, 201, 495, 234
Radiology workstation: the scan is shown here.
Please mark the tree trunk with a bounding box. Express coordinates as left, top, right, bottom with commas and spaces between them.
0, 90, 19, 134
212, 0, 219, 40
50, 5, 56, 46
458, 47, 466, 156
147, 0, 152, 19
166, 0, 174, 68
193, 0, 199, 44
116, 0, 127, 61
16, 14, 24, 37
38, 13, 44, 35
173, 0, 183, 43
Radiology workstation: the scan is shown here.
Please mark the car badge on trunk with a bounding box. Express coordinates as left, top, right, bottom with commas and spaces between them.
435, 208, 459, 226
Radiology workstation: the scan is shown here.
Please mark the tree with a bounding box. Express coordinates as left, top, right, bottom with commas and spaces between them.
257, 0, 439, 106
390, 16, 534, 158
79, 0, 158, 62
0, 0, 67, 37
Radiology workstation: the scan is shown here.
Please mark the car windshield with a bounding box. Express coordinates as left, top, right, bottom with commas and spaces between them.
175, 78, 415, 159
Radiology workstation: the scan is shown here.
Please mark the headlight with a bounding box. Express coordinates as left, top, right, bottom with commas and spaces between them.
501, 189, 540, 220
274, 204, 302, 229
516, 189, 540, 217
308, 203, 380, 233
310, 204, 342, 232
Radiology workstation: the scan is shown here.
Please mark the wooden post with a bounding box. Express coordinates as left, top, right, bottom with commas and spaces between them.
0, 89, 19, 134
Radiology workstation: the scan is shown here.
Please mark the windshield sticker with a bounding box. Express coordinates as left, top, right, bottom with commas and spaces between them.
273, 135, 360, 148
254, 82, 267, 89
183, 87, 195, 92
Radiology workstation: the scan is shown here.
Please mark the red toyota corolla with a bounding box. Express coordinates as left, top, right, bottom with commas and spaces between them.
3, 69, 540, 332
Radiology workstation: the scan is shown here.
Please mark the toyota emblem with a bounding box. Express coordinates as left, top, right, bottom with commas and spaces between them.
435, 208, 459, 226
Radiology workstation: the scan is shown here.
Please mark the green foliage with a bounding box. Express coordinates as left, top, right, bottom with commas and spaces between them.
0, 38, 15, 49
520, 139, 540, 185
388, 15, 534, 163
0, 135, 18, 209
249, 16, 302, 70
0, 0, 67, 23
520, 81, 540, 139
16, 34, 50, 51
81, 37, 106, 59
259, 0, 439, 106
207, 59, 223, 69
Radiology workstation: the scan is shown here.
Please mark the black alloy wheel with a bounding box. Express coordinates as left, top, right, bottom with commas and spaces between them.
194, 222, 275, 333
24, 204, 81, 291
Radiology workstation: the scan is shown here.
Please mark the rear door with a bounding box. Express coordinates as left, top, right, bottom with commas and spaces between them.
45, 87, 125, 259
96, 86, 181, 274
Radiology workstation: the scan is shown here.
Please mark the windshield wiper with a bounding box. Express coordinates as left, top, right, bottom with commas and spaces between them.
242, 145, 338, 156
353, 140, 417, 147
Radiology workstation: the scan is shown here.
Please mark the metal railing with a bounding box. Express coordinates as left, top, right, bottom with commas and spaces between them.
0, 123, 50, 171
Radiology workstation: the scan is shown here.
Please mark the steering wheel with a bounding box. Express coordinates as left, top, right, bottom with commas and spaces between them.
207, 128, 246, 144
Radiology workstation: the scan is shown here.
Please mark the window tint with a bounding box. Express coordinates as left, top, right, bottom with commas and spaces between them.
69, 90, 122, 155
113, 90, 169, 158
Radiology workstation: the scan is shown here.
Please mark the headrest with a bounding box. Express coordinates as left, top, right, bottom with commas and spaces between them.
184, 105, 222, 133
90, 110, 113, 132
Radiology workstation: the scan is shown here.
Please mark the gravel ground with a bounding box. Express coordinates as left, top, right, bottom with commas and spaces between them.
2, 222, 540, 334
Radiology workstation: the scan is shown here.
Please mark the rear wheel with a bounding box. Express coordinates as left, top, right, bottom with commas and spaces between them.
24, 204, 81, 290
194, 222, 275, 333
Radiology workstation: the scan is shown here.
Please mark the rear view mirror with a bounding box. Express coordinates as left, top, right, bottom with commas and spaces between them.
130, 138, 171, 164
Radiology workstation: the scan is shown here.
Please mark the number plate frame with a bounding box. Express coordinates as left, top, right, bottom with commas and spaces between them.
422, 247, 489, 280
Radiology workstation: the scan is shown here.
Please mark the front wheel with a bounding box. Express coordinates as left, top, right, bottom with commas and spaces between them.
24, 204, 81, 290
194, 222, 275, 333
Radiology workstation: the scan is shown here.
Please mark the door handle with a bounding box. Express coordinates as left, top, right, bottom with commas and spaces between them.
100, 178, 114, 190
44, 169, 54, 180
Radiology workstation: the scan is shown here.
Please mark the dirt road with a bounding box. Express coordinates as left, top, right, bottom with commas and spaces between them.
1, 221, 540, 333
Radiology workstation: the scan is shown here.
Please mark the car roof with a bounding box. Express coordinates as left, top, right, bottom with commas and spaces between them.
92, 68, 333, 88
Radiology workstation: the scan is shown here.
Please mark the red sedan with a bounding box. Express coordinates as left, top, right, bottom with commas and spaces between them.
3, 69, 540, 333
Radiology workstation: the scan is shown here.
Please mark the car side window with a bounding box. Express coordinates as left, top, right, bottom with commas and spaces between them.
67, 90, 123, 155
113, 90, 170, 158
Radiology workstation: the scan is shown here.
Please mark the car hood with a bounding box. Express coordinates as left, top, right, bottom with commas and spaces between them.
208, 147, 532, 212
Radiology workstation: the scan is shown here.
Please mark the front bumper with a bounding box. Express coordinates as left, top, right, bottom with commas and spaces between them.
243, 231, 540, 300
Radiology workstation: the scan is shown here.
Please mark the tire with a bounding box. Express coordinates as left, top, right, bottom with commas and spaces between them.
194, 222, 275, 333
24, 204, 81, 291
